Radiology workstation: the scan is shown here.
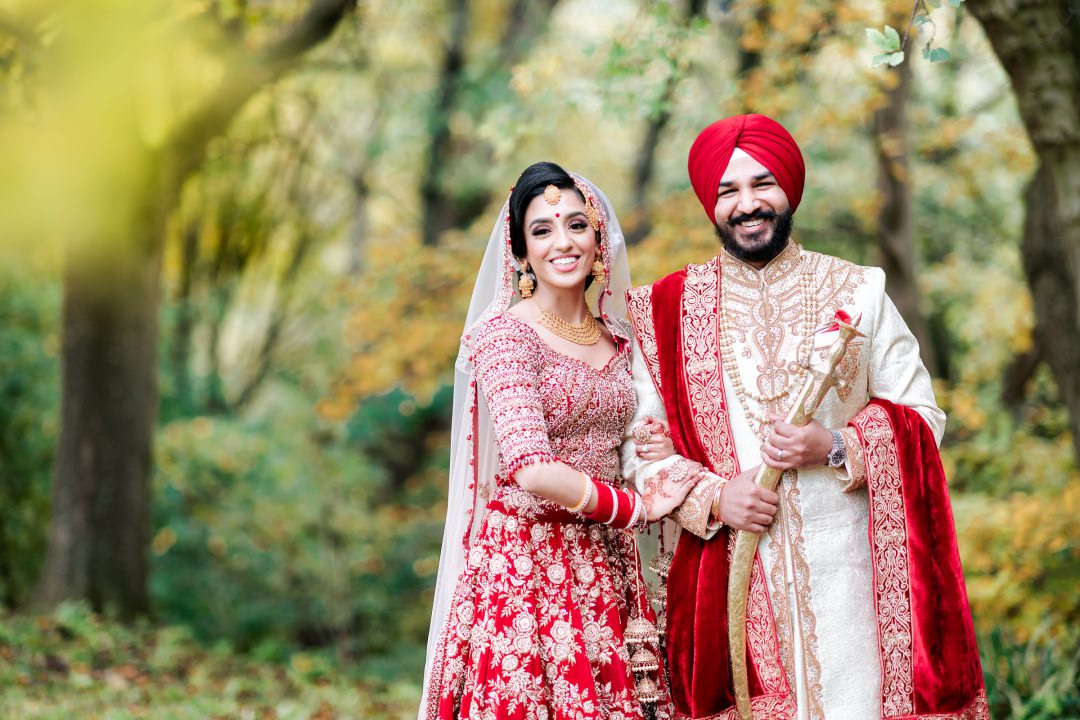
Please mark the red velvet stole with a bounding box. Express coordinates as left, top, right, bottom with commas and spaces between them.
647, 269, 760, 717
855, 399, 985, 717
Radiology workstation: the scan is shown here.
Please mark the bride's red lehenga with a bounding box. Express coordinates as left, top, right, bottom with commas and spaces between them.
424, 314, 673, 720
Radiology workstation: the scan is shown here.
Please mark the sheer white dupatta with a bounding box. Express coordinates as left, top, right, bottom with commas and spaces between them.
418, 174, 631, 718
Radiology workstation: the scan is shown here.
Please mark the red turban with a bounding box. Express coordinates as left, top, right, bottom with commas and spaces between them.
687, 114, 805, 224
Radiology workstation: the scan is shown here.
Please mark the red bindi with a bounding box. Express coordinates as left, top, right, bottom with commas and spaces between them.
555, 213, 560, 217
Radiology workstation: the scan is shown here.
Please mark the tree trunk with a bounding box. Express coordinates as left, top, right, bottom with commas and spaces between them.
29, 0, 355, 618
968, 0, 1080, 462
420, 0, 470, 247
420, 0, 562, 246
169, 223, 199, 417
32, 220, 161, 618
873, 57, 938, 374
624, 0, 706, 247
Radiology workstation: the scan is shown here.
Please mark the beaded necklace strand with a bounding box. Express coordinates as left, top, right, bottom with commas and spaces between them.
718, 248, 817, 439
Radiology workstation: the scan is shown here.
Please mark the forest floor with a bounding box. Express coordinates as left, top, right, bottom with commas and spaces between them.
0, 604, 418, 719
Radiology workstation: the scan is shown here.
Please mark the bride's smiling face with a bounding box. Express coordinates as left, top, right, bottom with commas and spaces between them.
522, 189, 598, 295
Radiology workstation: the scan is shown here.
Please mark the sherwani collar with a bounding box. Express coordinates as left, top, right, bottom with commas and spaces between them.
719, 240, 802, 285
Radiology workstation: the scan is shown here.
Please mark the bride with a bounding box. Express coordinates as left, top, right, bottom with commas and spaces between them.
418, 162, 704, 719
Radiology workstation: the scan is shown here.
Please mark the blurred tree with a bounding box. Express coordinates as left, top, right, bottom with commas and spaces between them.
965, 1, 1080, 463
622, 0, 706, 246
873, 41, 939, 372
420, 0, 562, 246
28, 0, 356, 620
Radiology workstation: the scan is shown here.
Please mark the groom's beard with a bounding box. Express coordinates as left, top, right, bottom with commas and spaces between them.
714, 208, 794, 264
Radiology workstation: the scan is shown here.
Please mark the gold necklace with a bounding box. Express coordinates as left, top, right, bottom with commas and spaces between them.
718, 248, 816, 439
536, 305, 602, 345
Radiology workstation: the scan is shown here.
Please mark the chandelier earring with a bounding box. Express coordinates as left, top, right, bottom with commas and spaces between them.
592, 257, 607, 285
518, 261, 535, 298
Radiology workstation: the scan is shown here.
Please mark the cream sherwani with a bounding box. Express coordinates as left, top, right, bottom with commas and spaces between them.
621, 242, 945, 720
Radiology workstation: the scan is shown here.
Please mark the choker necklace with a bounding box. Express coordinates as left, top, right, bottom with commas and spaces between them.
537, 305, 603, 345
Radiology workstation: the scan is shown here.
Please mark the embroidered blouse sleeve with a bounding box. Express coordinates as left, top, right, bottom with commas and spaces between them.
471, 316, 555, 478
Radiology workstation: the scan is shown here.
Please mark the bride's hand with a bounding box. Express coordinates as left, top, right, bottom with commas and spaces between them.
642, 461, 705, 521
634, 416, 675, 462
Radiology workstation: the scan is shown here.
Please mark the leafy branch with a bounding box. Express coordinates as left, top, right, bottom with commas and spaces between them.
867, 0, 964, 67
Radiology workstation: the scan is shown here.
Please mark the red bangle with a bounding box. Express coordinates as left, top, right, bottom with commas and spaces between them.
585, 483, 615, 523
612, 489, 636, 528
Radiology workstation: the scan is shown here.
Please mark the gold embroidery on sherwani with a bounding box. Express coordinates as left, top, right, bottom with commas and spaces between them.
679, 259, 789, 694
783, 475, 824, 718
766, 493, 796, 693
669, 469, 723, 539
731, 524, 789, 696
766, 471, 823, 718
721, 244, 867, 718
854, 404, 915, 718
838, 426, 867, 491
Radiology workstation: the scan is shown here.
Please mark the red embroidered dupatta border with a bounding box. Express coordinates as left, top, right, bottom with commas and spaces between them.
852, 400, 988, 719
627, 265, 793, 719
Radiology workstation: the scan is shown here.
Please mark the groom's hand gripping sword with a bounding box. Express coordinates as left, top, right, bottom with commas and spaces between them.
728, 312, 864, 720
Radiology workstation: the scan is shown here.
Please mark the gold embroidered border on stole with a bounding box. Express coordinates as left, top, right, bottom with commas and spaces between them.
681, 260, 788, 697
695, 693, 798, 720
921, 690, 990, 720
681, 260, 738, 479
855, 404, 915, 717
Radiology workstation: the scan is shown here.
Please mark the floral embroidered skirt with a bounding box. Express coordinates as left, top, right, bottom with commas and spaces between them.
425, 493, 673, 720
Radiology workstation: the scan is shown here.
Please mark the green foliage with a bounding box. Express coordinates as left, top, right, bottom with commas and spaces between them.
925, 46, 951, 62
0, 270, 59, 609
867, 26, 904, 66
875, 25, 902, 51
0, 602, 417, 718
956, 488, 1080, 645
150, 384, 445, 685
982, 627, 1080, 720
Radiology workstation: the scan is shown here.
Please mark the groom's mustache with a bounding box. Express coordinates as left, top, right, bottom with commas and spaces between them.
727, 209, 778, 226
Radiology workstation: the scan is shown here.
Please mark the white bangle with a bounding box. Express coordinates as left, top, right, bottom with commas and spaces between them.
625, 491, 642, 530
606, 486, 620, 525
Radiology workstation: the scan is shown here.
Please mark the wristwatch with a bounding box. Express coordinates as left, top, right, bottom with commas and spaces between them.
826, 430, 846, 468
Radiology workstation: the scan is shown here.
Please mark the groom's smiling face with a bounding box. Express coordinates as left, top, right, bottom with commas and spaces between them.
713, 154, 792, 265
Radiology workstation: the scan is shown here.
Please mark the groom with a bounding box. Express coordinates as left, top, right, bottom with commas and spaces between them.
622, 114, 986, 719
